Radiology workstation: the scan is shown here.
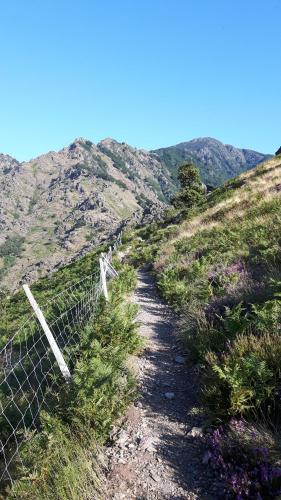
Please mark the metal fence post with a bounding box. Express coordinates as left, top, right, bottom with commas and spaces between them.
99, 256, 109, 300
23, 284, 71, 381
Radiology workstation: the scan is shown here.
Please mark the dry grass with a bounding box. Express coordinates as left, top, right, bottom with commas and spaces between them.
156, 158, 281, 271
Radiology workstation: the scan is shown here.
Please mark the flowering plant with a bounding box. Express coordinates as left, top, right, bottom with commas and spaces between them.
207, 420, 281, 499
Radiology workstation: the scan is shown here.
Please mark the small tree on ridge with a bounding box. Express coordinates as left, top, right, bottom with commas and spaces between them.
171, 161, 204, 209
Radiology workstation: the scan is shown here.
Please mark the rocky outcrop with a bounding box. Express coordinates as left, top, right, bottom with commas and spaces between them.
0, 138, 169, 290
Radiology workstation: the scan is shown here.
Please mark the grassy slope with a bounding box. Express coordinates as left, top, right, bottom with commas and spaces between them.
0, 241, 110, 346
0, 242, 142, 499
123, 154, 281, 496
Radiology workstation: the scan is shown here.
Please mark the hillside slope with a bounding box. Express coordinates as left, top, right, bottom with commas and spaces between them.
2, 150, 281, 498
0, 138, 172, 290
154, 137, 271, 186
0, 234, 142, 497
124, 153, 281, 497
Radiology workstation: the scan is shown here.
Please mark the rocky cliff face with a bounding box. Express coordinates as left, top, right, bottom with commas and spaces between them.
154, 137, 271, 186
0, 138, 171, 290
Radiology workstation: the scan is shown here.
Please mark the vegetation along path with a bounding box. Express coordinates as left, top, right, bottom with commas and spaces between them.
104, 270, 218, 499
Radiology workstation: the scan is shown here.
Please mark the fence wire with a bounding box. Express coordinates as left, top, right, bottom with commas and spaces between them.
0, 232, 122, 489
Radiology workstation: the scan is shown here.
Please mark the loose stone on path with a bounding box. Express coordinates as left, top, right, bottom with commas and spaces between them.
104, 271, 216, 499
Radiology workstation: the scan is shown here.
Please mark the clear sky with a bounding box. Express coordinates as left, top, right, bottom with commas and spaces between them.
0, 0, 280, 161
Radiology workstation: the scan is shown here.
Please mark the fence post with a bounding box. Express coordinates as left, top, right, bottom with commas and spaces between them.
22, 284, 71, 381
99, 256, 109, 300
108, 246, 112, 262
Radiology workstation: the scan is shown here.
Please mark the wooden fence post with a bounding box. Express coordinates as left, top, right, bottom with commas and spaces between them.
99, 257, 109, 300
23, 284, 71, 381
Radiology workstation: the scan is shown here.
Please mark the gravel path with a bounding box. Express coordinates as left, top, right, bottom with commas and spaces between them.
104, 271, 217, 499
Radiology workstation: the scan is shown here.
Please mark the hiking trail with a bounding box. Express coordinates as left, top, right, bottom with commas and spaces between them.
104, 270, 219, 499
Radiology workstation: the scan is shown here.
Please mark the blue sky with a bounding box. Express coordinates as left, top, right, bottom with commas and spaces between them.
0, 0, 280, 160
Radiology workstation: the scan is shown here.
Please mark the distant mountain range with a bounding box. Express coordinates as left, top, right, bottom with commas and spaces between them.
154, 137, 271, 187
0, 136, 271, 290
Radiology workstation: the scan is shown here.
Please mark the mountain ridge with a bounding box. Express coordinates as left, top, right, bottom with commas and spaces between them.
0, 136, 270, 290
0, 137, 169, 290
153, 136, 271, 186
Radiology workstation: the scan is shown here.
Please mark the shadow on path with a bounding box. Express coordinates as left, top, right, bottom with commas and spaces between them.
134, 271, 217, 498
105, 271, 220, 499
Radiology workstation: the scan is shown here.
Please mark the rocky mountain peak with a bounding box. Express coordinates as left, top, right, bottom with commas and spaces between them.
186, 137, 222, 147
154, 137, 271, 186
97, 137, 122, 149
0, 153, 20, 172
98, 137, 115, 144
0, 137, 171, 291
70, 137, 94, 148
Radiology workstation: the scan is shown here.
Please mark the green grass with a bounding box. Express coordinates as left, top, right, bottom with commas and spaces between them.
0, 235, 24, 259
118, 156, 281, 495
2, 260, 141, 499
8, 420, 101, 500
28, 187, 41, 213
145, 176, 167, 203
122, 156, 281, 425
0, 239, 110, 346
156, 195, 281, 422
98, 145, 130, 176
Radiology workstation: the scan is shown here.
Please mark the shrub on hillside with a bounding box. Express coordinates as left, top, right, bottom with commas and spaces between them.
0, 235, 24, 258
204, 330, 281, 422
119, 156, 281, 497
6, 265, 141, 499
9, 416, 101, 500
171, 162, 205, 209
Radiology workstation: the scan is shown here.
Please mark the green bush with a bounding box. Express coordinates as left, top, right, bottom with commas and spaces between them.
28, 187, 41, 213
128, 243, 158, 267
171, 162, 205, 209
8, 416, 101, 500
81, 140, 93, 152
204, 328, 281, 421
135, 192, 151, 208
6, 265, 141, 498
0, 235, 24, 258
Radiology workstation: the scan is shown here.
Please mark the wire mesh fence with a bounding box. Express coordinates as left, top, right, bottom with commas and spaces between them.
0, 232, 122, 488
